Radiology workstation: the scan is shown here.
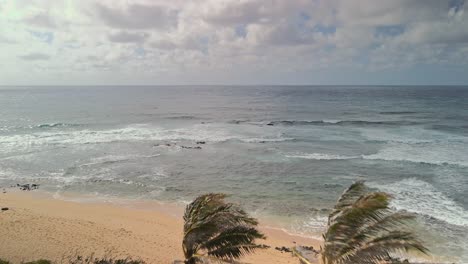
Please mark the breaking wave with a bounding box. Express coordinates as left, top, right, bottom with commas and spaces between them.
379, 111, 421, 115
368, 178, 468, 227
36, 123, 82, 129
362, 142, 468, 167
285, 152, 358, 160
0, 124, 292, 152
266, 120, 420, 127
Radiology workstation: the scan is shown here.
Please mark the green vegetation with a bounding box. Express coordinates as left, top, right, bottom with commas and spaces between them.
0, 257, 144, 264
0, 260, 52, 264
320, 181, 428, 264
182, 193, 265, 264
67, 256, 144, 264
24, 260, 52, 264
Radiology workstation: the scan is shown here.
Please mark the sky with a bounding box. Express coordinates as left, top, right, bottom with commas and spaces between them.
1, 0, 468, 85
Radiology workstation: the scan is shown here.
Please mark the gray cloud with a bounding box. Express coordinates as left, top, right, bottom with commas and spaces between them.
24, 13, 57, 28
249, 22, 315, 46
336, 0, 449, 26
96, 3, 178, 29
202, 1, 265, 26
150, 39, 178, 50
19, 53, 51, 61
201, 0, 311, 26
0, 35, 17, 44
108, 31, 149, 43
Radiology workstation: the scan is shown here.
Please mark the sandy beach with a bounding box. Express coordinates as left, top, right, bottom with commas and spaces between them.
0, 190, 321, 263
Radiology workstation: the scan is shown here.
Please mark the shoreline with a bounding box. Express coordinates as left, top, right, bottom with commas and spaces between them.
0, 189, 322, 263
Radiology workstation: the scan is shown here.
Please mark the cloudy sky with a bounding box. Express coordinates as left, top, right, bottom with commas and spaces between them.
1, 0, 467, 85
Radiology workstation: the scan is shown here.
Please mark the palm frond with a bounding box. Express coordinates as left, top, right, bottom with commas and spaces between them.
324, 192, 392, 261
322, 182, 429, 264
346, 231, 428, 264
203, 226, 265, 253
206, 244, 264, 261
182, 193, 265, 263
328, 181, 367, 223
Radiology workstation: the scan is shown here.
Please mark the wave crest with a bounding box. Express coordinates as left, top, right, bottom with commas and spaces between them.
368, 179, 468, 227
285, 152, 358, 160
36, 123, 82, 129
266, 120, 419, 127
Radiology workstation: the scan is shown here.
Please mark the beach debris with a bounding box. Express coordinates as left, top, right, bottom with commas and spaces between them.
154, 143, 175, 147
153, 142, 203, 150
1, 207, 8, 211
275, 246, 292, 253
297, 245, 319, 255
16, 183, 40, 191
2, 188, 6, 194
292, 247, 315, 264
181, 146, 202, 150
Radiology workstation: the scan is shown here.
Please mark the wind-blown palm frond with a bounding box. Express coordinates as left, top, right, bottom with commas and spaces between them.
182, 193, 265, 264
322, 182, 428, 264
328, 181, 367, 224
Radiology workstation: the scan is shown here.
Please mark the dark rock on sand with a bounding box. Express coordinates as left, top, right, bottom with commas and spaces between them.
299, 245, 319, 254
275, 246, 292, 253
1, 207, 8, 211
196, 141, 206, 145
16, 183, 40, 191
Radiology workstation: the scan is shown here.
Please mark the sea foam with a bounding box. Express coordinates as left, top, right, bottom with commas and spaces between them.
369, 178, 468, 227
285, 152, 358, 160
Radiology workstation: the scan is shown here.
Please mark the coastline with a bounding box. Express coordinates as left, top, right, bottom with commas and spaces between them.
0, 190, 321, 263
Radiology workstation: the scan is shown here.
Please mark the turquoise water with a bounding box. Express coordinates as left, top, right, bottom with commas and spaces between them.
0, 86, 467, 261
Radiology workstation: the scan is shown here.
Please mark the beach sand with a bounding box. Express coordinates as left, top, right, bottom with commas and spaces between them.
0, 190, 321, 264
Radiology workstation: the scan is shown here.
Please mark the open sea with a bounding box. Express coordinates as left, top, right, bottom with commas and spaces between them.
0, 86, 467, 262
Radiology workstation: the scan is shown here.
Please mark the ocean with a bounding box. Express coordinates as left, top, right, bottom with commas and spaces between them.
0, 86, 467, 261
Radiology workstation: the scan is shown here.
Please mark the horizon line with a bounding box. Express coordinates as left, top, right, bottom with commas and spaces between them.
1, 84, 468, 87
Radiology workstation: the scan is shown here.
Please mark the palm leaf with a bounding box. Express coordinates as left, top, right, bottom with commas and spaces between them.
206, 244, 264, 261
328, 181, 367, 223
182, 193, 265, 263
322, 182, 429, 264
203, 226, 265, 253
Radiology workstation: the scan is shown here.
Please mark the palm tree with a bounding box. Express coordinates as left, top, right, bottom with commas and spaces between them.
321, 181, 428, 264
182, 193, 265, 264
